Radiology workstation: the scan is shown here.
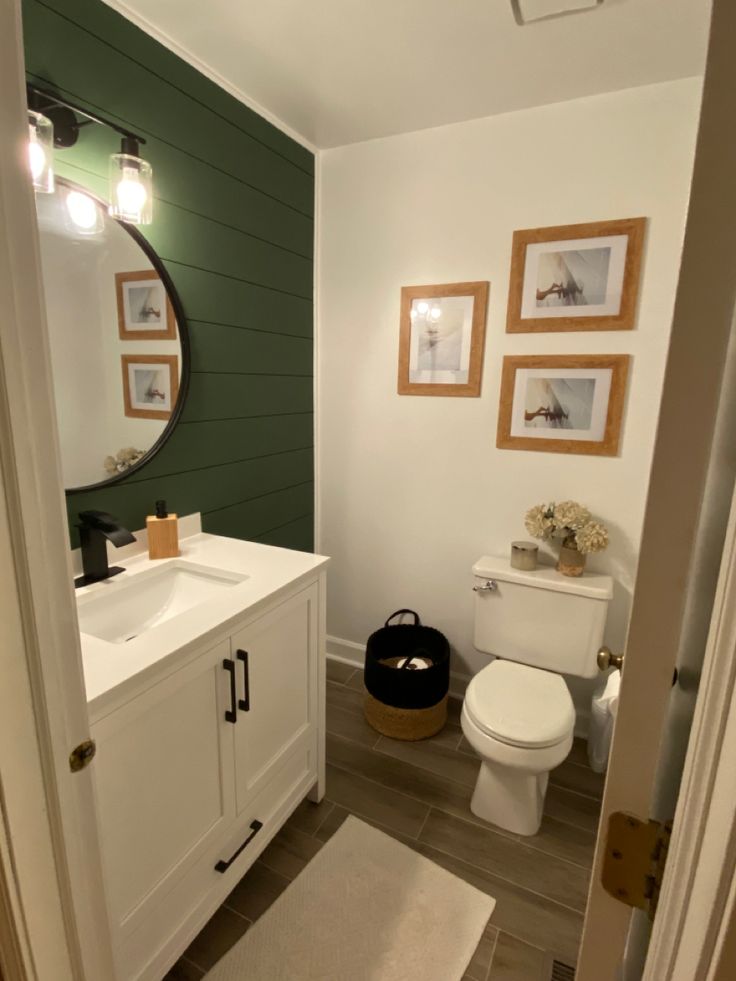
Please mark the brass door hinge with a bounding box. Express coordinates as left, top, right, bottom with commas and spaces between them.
601, 812, 672, 920
69, 739, 96, 772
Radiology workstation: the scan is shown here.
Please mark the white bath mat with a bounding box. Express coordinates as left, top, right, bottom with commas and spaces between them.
203, 814, 495, 981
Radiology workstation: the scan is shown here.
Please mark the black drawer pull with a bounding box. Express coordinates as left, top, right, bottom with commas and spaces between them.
223, 658, 237, 724
214, 820, 263, 873
236, 649, 250, 711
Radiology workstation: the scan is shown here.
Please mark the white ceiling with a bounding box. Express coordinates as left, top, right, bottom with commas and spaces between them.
107, 0, 710, 149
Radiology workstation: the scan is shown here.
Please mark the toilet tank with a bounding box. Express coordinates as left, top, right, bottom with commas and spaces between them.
472, 556, 613, 679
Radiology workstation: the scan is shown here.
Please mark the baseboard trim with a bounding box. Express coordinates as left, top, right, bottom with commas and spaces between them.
326, 634, 472, 700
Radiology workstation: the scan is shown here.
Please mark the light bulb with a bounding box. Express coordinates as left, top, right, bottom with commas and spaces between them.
109, 147, 153, 225
28, 138, 45, 179
115, 171, 147, 216
430, 306, 442, 321
27, 110, 54, 193
66, 190, 99, 232
416, 301, 429, 315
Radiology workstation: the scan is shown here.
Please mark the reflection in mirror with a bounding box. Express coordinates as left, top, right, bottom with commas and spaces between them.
35, 179, 186, 491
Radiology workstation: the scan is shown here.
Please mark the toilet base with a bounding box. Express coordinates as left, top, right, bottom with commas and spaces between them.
470, 760, 548, 836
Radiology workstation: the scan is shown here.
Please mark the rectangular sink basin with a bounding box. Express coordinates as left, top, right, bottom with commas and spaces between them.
77, 560, 248, 644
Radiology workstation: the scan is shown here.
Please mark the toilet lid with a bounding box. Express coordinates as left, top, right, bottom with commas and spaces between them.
465, 660, 575, 749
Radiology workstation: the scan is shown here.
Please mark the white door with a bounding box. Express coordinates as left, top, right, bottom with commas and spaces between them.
231, 584, 319, 811
91, 640, 236, 943
578, 3, 736, 977
0, 1, 115, 977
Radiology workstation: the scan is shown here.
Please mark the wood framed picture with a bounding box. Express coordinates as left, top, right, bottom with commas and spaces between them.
496, 354, 630, 456
115, 270, 176, 340
121, 354, 179, 420
398, 281, 490, 396
506, 217, 646, 333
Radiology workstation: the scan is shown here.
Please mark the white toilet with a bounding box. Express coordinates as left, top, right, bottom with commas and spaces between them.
462, 555, 613, 836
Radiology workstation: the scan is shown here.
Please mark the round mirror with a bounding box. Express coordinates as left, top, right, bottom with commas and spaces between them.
35, 178, 189, 492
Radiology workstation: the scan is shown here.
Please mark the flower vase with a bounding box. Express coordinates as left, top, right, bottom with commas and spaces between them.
557, 543, 586, 577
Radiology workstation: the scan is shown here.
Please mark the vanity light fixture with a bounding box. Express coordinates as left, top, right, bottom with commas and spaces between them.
27, 108, 54, 193
26, 84, 153, 225
109, 136, 153, 226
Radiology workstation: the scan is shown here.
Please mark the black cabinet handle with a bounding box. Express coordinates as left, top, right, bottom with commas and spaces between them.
223, 658, 237, 724
214, 820, 263, 873
236, 649, 250, 711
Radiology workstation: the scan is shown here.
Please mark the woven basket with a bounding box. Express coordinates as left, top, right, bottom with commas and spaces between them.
362, 610, 450, 741
364, 690, 448, 741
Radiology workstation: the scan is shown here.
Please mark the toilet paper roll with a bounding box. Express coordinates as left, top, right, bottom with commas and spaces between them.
396, 656, 432, 671
588, 669, 621, 773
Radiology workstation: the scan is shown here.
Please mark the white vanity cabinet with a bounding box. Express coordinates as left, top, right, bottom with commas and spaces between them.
90, 577, 325, 981
231, 583, 317, 812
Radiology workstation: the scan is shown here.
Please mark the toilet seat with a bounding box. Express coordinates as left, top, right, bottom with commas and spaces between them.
464, 660, 575, 749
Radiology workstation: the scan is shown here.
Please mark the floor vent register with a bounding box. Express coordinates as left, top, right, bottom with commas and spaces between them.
549, 958, 576, 981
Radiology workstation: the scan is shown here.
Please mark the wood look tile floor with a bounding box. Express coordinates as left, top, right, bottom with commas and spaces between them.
165, 663, 604, 981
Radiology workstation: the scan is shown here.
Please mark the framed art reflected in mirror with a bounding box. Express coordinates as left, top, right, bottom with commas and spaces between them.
121, 354, 179, 420
116, 270, 176, 341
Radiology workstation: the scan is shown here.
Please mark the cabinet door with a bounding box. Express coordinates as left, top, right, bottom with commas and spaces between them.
231, 584, 319, 812
91, 640, 236, 944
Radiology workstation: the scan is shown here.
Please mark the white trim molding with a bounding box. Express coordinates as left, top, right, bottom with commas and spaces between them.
643, 480, 736, 981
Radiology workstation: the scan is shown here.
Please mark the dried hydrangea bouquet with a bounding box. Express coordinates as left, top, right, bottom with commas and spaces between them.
525, 501, 609, 577
103, 446, 145, 477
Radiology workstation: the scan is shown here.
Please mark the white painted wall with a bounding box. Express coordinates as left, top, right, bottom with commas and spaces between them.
317, 78, 703, 724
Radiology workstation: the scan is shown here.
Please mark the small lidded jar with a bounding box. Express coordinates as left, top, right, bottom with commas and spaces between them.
511, 540, 538, 571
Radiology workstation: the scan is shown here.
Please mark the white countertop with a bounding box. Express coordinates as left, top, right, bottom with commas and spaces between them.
79, 532, 329, 721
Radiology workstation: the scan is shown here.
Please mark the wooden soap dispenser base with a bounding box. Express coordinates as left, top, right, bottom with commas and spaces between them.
147, 500, 180, 559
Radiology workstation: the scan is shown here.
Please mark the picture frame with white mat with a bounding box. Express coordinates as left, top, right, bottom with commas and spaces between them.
497, 354, 630, 456
506, 217, 646, 333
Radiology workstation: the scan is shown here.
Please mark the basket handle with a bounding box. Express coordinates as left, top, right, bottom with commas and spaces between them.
399, 648, 432, 670
385, 609, 421, 628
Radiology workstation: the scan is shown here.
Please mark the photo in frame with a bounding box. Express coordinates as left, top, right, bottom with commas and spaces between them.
121, 354, 179, 420
497, 354, 630, 456
116, 269, 177, 341
506, 218, 646, 333
398, 282, 489, 396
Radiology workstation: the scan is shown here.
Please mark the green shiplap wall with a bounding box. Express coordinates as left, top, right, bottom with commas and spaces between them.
22, 0, 315, 551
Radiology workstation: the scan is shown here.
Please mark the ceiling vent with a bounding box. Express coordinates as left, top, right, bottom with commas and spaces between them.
511, 0, 605, 24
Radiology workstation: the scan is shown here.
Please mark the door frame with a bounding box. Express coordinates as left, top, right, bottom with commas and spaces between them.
644, 482, 736, 979
0, 1, 115, 978
578, 0, 736, 976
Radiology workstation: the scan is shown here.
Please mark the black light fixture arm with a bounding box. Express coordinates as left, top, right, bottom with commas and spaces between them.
26, 82, 146, 150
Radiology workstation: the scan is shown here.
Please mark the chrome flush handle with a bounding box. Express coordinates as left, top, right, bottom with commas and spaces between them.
473, 579, 497, 593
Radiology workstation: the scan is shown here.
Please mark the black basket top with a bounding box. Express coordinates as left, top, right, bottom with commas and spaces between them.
366, 610, 450, 667
364, 610, 450, 709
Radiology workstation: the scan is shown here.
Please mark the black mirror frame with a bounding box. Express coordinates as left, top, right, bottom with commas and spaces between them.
47, 177, 191, 495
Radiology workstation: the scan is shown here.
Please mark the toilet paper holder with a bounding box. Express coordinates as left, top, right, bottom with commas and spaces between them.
597, 645, 624, 672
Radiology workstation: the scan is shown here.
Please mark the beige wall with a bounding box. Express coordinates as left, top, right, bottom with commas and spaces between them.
318, 77, 702, 727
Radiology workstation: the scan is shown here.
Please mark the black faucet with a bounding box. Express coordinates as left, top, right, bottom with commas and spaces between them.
75, 510, 136, 588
